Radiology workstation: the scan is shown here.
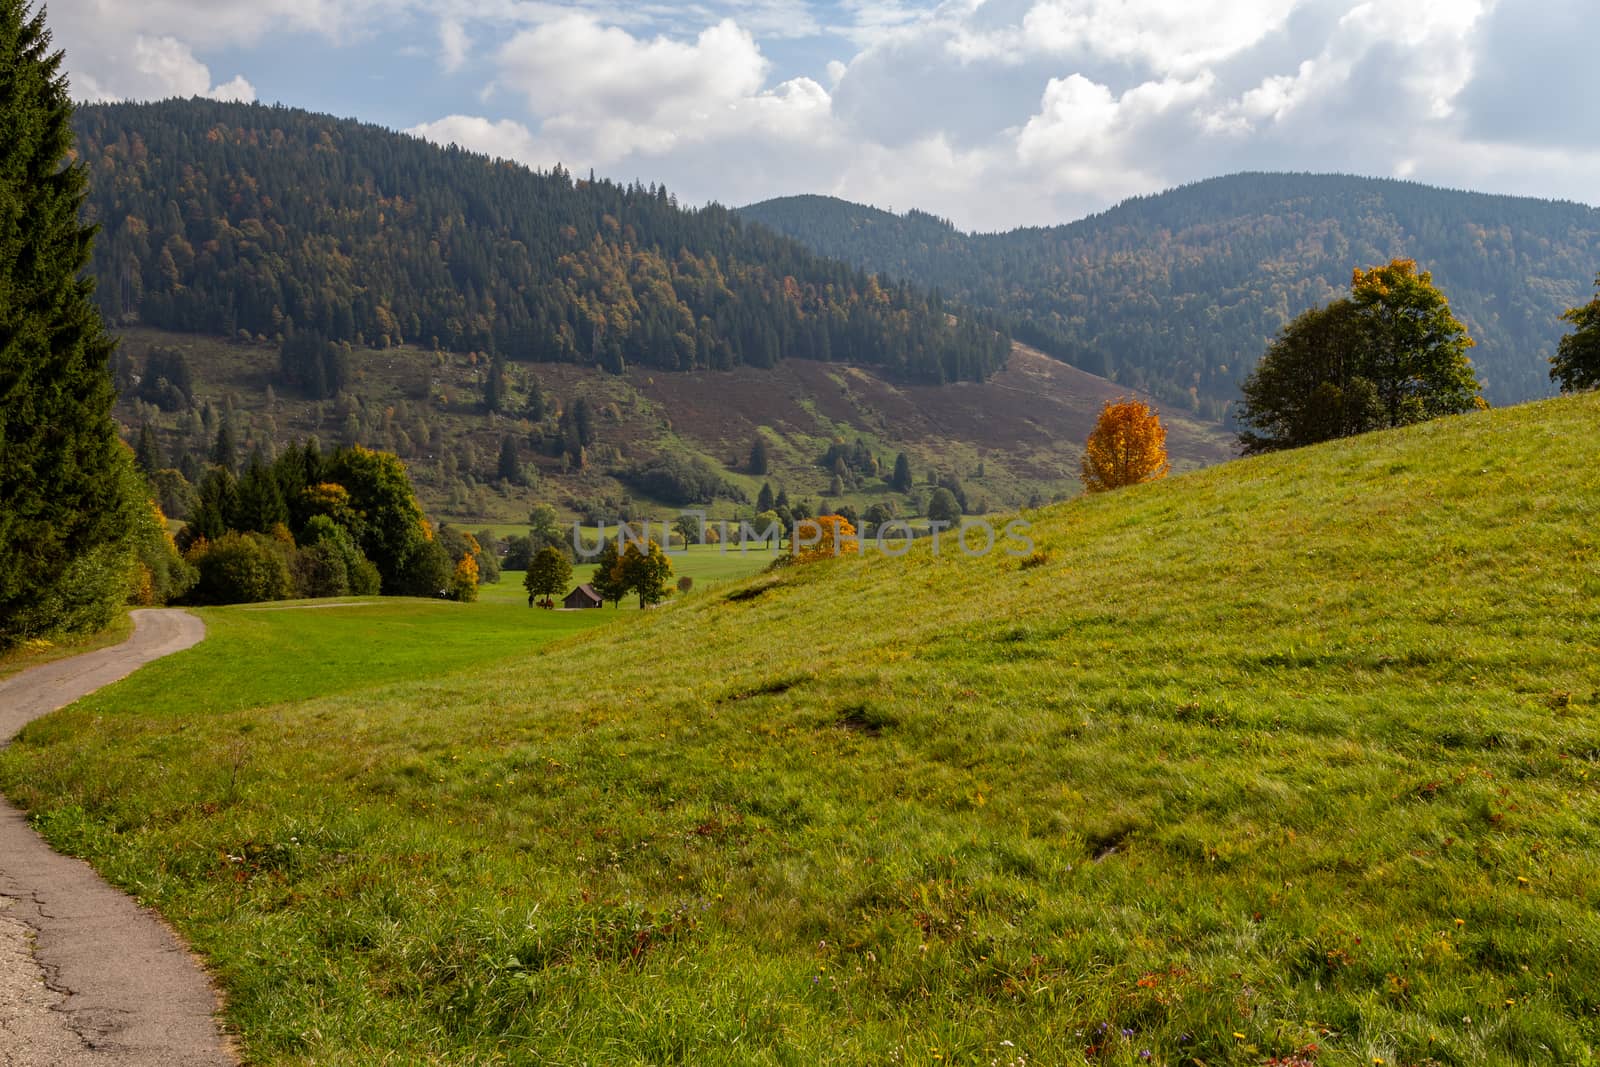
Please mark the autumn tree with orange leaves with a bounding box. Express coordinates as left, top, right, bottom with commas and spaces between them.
794, 514, 861, 562
1080, 399, 1171, 493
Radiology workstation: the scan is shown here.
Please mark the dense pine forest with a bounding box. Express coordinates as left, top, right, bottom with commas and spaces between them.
73, 100, 1010, 386
741, 176, 1600, 415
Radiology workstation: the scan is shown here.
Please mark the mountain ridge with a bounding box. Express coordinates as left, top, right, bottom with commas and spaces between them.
740, 173, 1600, 415
74, 98, 1010, 386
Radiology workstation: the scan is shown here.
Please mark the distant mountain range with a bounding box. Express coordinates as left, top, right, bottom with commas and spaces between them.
740, 176, 1600, 416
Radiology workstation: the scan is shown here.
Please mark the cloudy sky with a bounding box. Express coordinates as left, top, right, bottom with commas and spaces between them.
48, 0, 1598, 231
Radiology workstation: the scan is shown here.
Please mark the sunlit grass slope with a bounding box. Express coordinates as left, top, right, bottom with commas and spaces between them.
5, 396, 1600, 1065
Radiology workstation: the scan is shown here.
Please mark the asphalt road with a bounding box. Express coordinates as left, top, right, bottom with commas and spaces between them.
0, 610, 236, 1066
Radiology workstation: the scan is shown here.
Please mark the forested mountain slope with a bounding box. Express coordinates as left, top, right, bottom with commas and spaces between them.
740, 175, 1600, 414
74, 100, 1009, 385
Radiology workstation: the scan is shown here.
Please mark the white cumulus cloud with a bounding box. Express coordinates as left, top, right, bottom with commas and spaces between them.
42, 0, 1600, 229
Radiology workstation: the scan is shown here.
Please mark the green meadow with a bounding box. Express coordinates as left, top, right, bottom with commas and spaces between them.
4, 395, 1600, 1065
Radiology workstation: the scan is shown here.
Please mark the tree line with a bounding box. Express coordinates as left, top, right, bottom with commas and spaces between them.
176, 440, 495, 604
74, 99, 1012, 386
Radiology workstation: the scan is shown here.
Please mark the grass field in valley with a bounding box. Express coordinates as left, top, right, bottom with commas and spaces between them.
3, 396, 1600, 1064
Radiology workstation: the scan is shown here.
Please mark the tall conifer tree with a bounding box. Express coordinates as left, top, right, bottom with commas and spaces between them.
0, 1, 142, 646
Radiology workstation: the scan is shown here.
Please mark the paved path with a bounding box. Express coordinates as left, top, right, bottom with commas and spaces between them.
0, 610, 235, 1066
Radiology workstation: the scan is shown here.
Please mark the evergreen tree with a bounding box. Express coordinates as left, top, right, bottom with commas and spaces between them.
525, 372, 547, 421
135, 422, 162, 473
891, 452, 914, 492
484, 355, 506, 413
749, 435, 769, 475
571, 396, 595, 447
497, 435, 521, 485
212, 418, 237, 472
756, 481, 775, 512
234, 452, 288, 532
0, 1, 146, 646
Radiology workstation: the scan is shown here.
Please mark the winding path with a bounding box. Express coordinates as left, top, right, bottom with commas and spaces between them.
0, 610, 235, 1066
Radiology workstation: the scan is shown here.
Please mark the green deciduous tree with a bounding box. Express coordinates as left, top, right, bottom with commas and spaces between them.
524, 546, 572, 607
527, 502, 567, 555
1351, 259, 1480, 425
501, 534, 534, 571
298, 514, 379, 594
589, 539, 627, 608
673, 513, 704, 546
1237, 301, 1384, 454
926, 487, 961, 525
472, 529, 501, 584
0, 1, 147, 646
325, 445, 430, 593
129, 495, 194, 606
1552, 275, 1600, 393
1237, 259, 1481, 454
618, 538, 672, 609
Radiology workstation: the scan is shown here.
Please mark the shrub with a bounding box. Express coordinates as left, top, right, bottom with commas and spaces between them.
472, 530, 502, 584
502, 534, 535, 571
393, 538, 452, 597
185, 532, 293, 605
131, 498, 196, 605
448, 555, 480, 602
622, 453, 742, 506
292, 541, 350, 598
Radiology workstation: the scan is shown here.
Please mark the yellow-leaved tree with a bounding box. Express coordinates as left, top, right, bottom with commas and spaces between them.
794, 514, 860, 562
1080, 398, 1171, 493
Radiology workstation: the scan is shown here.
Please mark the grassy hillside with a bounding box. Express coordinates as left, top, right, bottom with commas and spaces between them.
5, 395, 1600, 1064
741, 175, 1600, 414
114, 327, 1232, 523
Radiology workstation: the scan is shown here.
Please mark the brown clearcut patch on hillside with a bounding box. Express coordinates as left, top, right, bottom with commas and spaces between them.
109, 327, 1233, 520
